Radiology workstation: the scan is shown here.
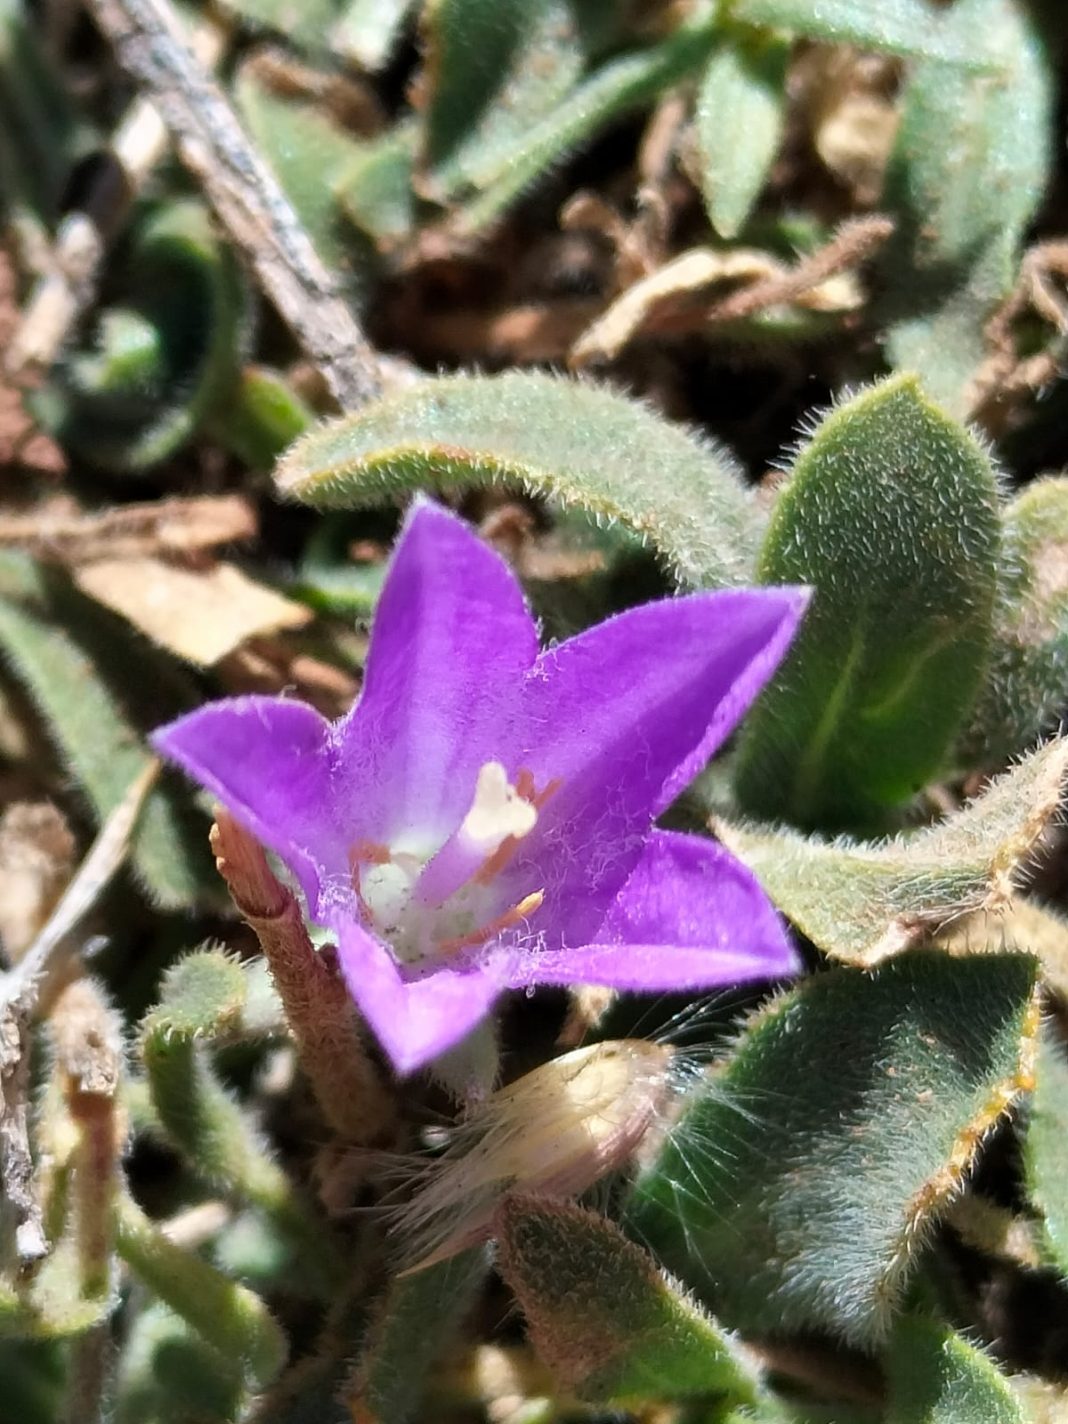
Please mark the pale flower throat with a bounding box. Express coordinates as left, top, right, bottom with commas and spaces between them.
349, 761, 556, 967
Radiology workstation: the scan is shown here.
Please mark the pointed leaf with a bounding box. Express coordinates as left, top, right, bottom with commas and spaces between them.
497, 1196, 765, 1406
454, 17, 719, 232
627, 950, 1039, 1345
276, 370, 762, 588
420, 0, 618, 200
717, 736, 1068, 966
886, 1316, 1025, 1424
879, 0, 1054, 415
964, 477, 1068, 764
1024, 1034, 1068, 1283
345, 1248, 490, 1424
695, 34, 789, 240
734, 375, 1001, 830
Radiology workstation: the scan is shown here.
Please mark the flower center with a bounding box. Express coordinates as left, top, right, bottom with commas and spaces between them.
349, 761, 558, 967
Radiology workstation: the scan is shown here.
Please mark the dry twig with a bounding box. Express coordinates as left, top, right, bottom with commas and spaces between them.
81, 0, 385, 409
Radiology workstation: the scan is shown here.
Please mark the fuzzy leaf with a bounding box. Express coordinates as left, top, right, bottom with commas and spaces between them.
880, 0, 1054, 415
1023, 1034, 1068, 1283
114, 1302, 244, 1424
336, 122, 417, 251
36, 201, 248, 473
695, 34, 789, 240
454, 17, 719, 232
717, 736, 1068, 966
140, 950, 334, 1295
733, 375, 1001, 830
0, 552, 212, 909
964, 478, 1068, 764
346, 1248, 490, 1424
420, 0, 616, 200
497, 1196, 764, 1406
732, 0, 991, 62
276, 371, 762, 587
627, 950, 1039, 1346
115, 1194, 286, 1392
886, 1316, 1025, 1423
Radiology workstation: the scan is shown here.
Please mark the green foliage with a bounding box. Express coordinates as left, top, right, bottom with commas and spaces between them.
347, 1248, 490, 1424
276, 370, 763, 587
695, 32, 789, 240
419, 0, 619, 201
336, 122, 418, 250
733, 376, 1002, 831
207, 365, 315, 473
0, 551, 211, 908
114, 1302, 244, 1424
1023, 1034, 1068, 1282
886, 1316, 1026, 1423
731, 0, 990, 61
880, 0, 1054, 415
235, 63, 373, 281
718, 736, 1068, 966
0, 0, 93, 223
139, 949, 335, 1294
35, 201, 249, 472
454, 16, 720, 232
115, 1194, 286, 1394
964, 477, 1068, 764
496, 1196, 765, 1406
627, 951, 1038, 1346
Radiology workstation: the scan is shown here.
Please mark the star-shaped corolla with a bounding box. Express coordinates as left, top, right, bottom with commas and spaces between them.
154, 500, 809, 1074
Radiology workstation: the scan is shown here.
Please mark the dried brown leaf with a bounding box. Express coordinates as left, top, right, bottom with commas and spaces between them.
74, 555, 311, 666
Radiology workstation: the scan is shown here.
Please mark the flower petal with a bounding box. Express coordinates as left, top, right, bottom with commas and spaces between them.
506, 586, 808, 943
333, 916, 502, 1075
152, 696, 337, 908
337, 499, 539, 846
496, 830, 798, 990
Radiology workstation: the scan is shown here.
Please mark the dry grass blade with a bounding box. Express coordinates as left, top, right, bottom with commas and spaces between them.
0, 494, 257, 563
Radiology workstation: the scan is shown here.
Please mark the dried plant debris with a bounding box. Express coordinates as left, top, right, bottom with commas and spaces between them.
3, 0, 1068, 1420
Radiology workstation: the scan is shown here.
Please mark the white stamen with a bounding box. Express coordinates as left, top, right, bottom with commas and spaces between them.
460, 761, 537, 851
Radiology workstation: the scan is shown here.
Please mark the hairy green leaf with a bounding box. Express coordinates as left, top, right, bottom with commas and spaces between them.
732, 0, 991, 62
276, 371, 762, 587
627, 951, 1038, 1345
115, 1194, 286, 1393
734, 375, 1001, 830
347, 1249, 490, 1424
695, 33, 789, 240
1024, 1034, 1068, 1283
36, 201, 248, 472
880, 0, 1054, 415
497, 1196, 765, 1406
420, 0, 619, 200
963, 478, 1068, 764
718, 736, 1068, 966
886, 1316, 1025, 1423
140, 949, 334, 1295
454, 16, 719, 232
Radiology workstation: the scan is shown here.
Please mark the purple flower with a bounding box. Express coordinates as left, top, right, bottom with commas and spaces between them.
153, 500, 808, 1075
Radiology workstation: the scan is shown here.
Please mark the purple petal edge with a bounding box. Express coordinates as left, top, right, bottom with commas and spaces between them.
495, 829, 798, 991
332, 915, 502, 1075
151, 696, 336, 911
